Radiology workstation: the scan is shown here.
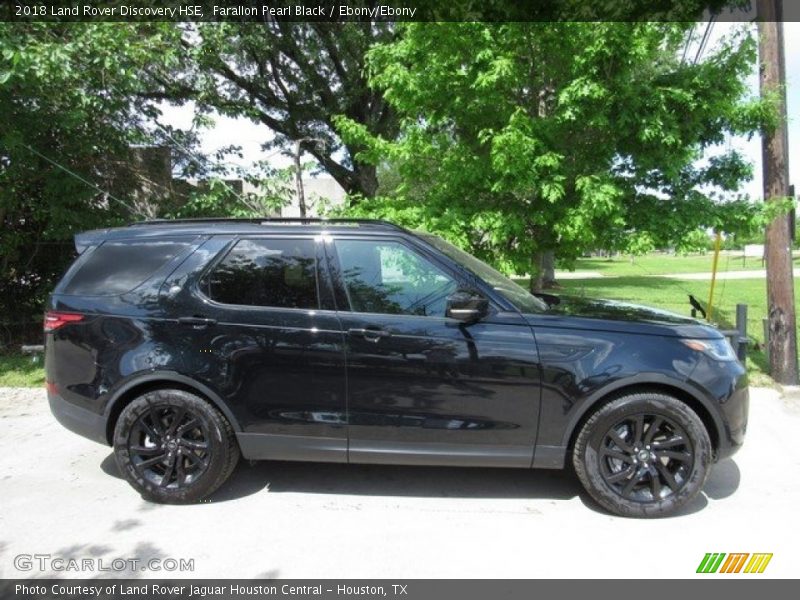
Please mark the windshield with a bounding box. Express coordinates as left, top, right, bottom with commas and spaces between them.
417, 233, 548, 313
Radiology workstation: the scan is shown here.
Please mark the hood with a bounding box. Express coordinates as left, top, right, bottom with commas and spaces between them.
524, 294, 722, 339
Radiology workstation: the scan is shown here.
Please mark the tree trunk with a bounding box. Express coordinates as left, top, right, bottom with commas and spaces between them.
541, 250, 557, 288
309, 148, 378, 201
529, 249, 558, 292
354, 162, 379, 198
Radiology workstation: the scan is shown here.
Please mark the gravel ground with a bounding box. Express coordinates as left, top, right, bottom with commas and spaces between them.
1, 386, 799, 579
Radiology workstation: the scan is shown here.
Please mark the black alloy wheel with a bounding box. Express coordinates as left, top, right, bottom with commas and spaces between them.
113, 389, 239, 503
128, 404, 212, 490
573, 392, 712, 518
598, 414, 693, 502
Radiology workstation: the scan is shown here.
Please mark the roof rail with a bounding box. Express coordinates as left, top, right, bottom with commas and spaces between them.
129, 217, 406, 231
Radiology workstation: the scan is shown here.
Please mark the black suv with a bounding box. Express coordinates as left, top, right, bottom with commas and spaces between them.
45, 218, 748, 517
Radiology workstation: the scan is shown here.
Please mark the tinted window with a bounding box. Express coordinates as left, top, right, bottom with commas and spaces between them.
202, 239, 319, 309
418, 232, 548, 313
334, 240, 457, 317
61, 239, 190, 296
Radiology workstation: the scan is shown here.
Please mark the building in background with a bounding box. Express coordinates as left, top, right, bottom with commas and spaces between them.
119, 146, 346, 218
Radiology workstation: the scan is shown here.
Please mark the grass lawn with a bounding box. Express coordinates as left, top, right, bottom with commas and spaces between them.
564, 251, 800, 277
0, 353, 45, 387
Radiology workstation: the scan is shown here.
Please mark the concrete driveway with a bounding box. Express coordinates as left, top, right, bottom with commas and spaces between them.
1, 386, 798, 579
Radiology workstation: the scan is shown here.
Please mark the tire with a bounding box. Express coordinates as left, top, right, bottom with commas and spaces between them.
572, 392, 712, 518
113, 389, 240, 504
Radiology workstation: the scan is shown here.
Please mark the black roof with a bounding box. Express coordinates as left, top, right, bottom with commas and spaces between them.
74, 218, 410, 252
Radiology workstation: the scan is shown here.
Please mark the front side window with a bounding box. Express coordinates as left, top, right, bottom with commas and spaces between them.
334, 239, 457, 317
201, 238, 319, 309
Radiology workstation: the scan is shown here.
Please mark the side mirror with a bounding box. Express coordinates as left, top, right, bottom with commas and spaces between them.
446, 289, 489, 323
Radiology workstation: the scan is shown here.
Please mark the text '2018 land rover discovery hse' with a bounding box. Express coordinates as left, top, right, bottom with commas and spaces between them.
45, 218, 748, 517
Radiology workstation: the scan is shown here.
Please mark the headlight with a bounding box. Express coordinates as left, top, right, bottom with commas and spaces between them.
680, 338, 737, 362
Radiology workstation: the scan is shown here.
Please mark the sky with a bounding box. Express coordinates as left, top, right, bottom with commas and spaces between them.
161, 22, 800, 200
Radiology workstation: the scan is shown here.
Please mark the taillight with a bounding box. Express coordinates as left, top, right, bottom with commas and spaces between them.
43, 311, 84, 332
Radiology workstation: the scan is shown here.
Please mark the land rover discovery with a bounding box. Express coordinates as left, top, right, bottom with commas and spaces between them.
45, 218, 748, 517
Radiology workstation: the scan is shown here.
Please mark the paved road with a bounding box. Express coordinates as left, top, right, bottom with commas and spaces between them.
1, 387, 798, 579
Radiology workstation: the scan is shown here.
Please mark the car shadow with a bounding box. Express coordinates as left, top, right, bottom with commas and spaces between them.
210, 459, 582, 503
102, 452, 580, 503
701, 458, 741, 500
101, 452, 741, 516
100, 452, 121, 478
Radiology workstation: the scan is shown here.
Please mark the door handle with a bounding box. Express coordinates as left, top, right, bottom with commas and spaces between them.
177, 316, 217, 328
348, 327, 391, 342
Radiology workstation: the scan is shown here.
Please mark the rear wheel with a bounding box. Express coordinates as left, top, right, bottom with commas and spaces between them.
113, 389, 239, 503
572, 392, 712, 518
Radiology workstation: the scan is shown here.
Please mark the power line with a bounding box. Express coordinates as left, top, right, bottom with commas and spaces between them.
681, 24, 695, 66
23, 144, 146, 217
31, 25, 252, 211
694, 17, 715, 64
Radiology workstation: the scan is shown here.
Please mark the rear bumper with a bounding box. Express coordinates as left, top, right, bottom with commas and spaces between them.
48, 391, 108, 445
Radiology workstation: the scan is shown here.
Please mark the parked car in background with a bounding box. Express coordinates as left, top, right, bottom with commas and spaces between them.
45, 218, 748, 517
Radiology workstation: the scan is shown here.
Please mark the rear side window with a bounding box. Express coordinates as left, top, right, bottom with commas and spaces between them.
61, 239, 190, 296
201, 238, 319, 309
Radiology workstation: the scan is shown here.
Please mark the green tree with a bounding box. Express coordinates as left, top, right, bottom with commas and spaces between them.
336, 22, 769, 290
0, 23, 182, 338
146, 22, 398, 198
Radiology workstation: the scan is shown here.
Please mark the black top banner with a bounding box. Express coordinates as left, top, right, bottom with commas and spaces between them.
0, 0, 786, 23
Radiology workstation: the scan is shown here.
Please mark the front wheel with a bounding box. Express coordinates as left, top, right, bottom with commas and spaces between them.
573, 392, 712, 518
113, 389, 239, 503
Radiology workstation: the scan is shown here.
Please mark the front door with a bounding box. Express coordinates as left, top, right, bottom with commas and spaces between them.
326, 236, 541, 467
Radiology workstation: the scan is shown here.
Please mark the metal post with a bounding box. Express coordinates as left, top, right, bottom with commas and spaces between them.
706, 231, 722, 322
735, 304, 748, 361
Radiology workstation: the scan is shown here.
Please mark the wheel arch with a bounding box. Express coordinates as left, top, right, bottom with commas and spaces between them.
103, 371, 242, 445
562, 376, 723, 458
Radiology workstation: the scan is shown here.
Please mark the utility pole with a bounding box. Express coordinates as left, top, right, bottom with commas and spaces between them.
758, 0, 799, 384
292, 137, 325, 218
292, 139, 308, 218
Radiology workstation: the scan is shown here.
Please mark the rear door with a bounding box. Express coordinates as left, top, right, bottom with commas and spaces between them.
325, 235, 542, 467
161, 235, 347, 462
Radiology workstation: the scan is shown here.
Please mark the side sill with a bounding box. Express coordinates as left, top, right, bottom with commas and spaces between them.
236, 433, 347, 463
348, 440, 532, 468
532, 445, 566, 469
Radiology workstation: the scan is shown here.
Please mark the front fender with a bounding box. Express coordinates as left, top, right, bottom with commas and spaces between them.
532, 373, 725, 469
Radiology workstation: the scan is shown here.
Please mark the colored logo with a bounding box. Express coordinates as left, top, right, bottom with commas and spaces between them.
696, 553, 773, 574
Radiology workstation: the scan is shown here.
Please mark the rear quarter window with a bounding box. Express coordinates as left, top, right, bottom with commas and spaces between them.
59, 239, 191, 296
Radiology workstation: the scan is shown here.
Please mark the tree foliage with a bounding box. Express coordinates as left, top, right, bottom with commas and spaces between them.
0, 23, 182, 337
335, 22, 770, 288
148, 21, 398, 198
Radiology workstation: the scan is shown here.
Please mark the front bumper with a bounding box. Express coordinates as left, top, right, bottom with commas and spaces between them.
688, 355, 749, 461
48, 390, 108, 445
715, 381, 748, 461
